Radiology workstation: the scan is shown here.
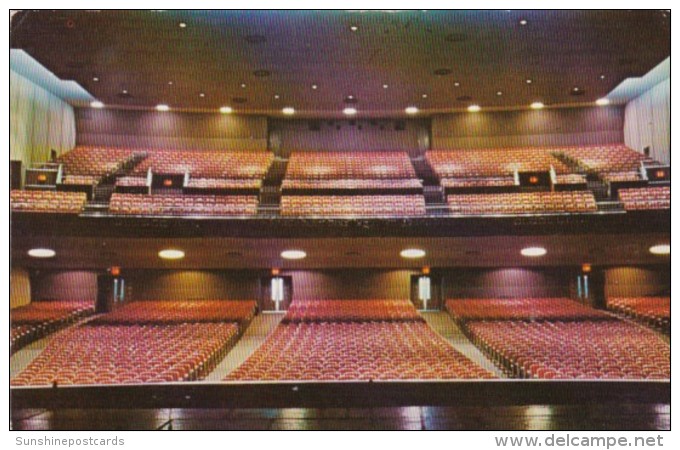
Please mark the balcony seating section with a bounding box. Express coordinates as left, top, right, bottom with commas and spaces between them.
11, 300, 257, 386
427, 148, 572, 178
554, 174, 588, 185
185, 178, 262, 190
281, 178, 422, 190
131, 150, 273, 178
116, 176, 149, 187
11, 323, 240, 386
10, 301, 94, 354
445, 298, 669, 379
445, 298, 612, 323
600, 172, 643, 183
608, 297, 670, 333
90, 300, 257, 325
467, 320, 670, 380
109, 193, 259, 216
283, 299, 424, 323
56, 146, 136, 178
60, 175, 100, 186
281, 195, 426, 217
440, 177, 516, 189
286, 151, 417, 180
556, 145, 654, 174
10, 190, 87, 214
447, 191, 597, 215
226, 299, 496, 381
618, 187, 670, 211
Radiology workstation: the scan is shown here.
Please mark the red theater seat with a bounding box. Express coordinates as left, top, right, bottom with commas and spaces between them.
618, 187, 670, 210
10, 190, 87, 214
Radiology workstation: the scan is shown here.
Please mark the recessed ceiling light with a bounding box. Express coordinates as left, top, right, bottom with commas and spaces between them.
282, 107, 295, 115
90, 101, 104, 109
156, 104, 170, 112
595, 98, 610, 106
405, 106, 419, 114
572, 87, 580, 92
274, 94, 280, 100
496, 91, 503, 96
519, 19, 528, 25
92, 77, 99, 82
199, 93, 205, 97
467, 104, 481, 112
168, 81, 173, 85
178, 22, 187, 28
122, 89, 128, 94
311, 84, 318, 90
382, 84, 389, 89
347, 95, 355, 100
649, 244, 670, 255
454, 82, 460, 87
400, 248, 426, 259
599, 74, 606, 80
350, 25, 358, 32
281, 250, 306, 260
421, 94, 428, 99
343, 107, 358, 116
219, 106, 233, 114
526, 79, 533, 84
159, 249, 185, 260
530, 102, 544, 110
27, 248, 56, 258
521, 247, 547, 257
240, 83, 247, 89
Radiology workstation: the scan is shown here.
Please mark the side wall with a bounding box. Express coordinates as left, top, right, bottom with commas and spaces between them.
10, 69, 76, 179
75, 109, 268, 151
10, 268, 31, 309
624, 78, 670, 164
431, 106, 624, 149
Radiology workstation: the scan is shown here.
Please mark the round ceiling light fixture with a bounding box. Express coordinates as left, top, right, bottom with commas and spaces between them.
219, 106, 233, 114
343, 107, 358, 116
405, 106, 419, 115
400, 248, 426, 259
530, 102, 545, 110
27, 248, 56, 258
281, 250, 307, 260
467, 104, 481, 112
521, 247, 547, 257
649, 244, 670, 255
90, 101, 104, 108
156, 104, 170, 112
158, 249, 185, 260
596, 98, 610, 106
282, 107, 295, 115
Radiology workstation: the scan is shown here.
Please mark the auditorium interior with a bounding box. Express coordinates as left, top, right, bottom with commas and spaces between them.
8, 10, 670, 431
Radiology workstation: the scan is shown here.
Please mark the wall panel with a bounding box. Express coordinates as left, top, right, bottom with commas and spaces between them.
604, 266, 670, 299
9, 69, 76, 181
624, 78, 670, 163
443, 268, 571, 299
10, 268, 31, 309
30, 270, 98, 302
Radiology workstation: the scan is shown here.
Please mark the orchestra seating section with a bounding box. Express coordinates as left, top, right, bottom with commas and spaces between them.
226, 299, 496, 381
447, 191, 597, 215
618, 186, 671, 211
131, 149, 273, 178
11, 300, 257, 386
109, 193, 259, 216
10, 301, 94, 354
607, 297, 670, 333
445, 298, 670, 380
282, 151, 422, 192
280, 195, 426, 217
556, 145, 654, 175
56, 146, 137, 185
10, 190, 87, 214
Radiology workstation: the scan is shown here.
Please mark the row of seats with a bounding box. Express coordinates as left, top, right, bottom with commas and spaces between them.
186, 178, 262, 190
109, 193, 259, 216
283, 299, 424, 323
618, 187, 670, 211
227, 299, 495, 381
280, 195, 426, 217
132, 150, 273, 178
10, 301, 94, 354
467, 320, 669, 379
56, 146, 136, 177
440, 177, 515, 188
90, 300, 257, 325
428, 148, 572, 178
445, 298, 612, 322
11, 323, 240, 386
281, 178, 422, 190
60, 175, 100, 186
447, 191, 597, 215
600, 171, 643, 183
285, 151, 417, 180
10, 190, 87, 214
607, 297, 670, 332
115, 176, 148, 187
556, 145, 654, 173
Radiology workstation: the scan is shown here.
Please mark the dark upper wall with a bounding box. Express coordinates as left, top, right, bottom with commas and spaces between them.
123, 270, 260, 301
288, 270, 413, 301
442, 268, 573, 299
31, 270, 98, 301
269, 118, 430, 156
431, 106, 625, 149
75, 108, 268, 151
604, 266, 670, 299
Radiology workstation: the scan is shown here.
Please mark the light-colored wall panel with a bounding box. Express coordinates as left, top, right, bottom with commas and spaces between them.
624, 78, 670, 164
9, 69, 76, 183
10, 268, 31, 309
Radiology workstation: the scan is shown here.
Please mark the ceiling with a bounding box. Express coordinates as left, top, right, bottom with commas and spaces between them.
10, 10, 670, 116
11, 233, 670, 270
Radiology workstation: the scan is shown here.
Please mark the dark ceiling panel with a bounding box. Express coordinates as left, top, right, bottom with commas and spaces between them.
10, 10, 670, 115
